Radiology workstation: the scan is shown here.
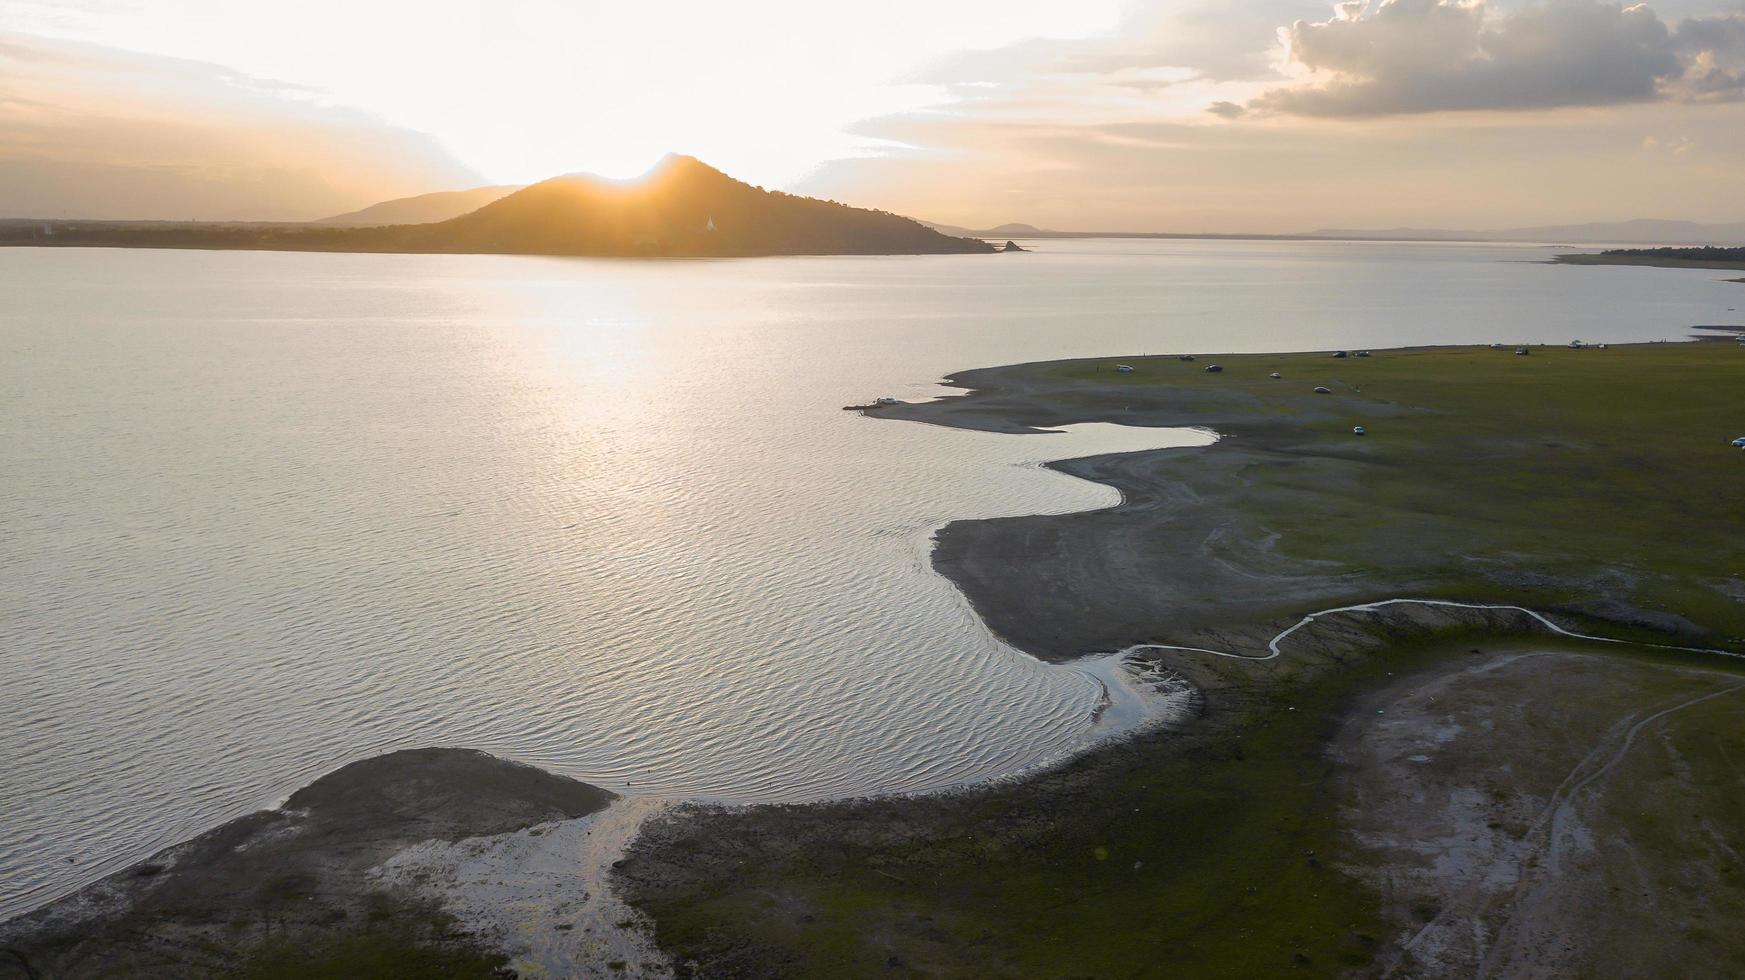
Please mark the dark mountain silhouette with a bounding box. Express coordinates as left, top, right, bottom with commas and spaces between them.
313, 186, 524, 226
415, 156, 990, 255
2, 156, 993, 257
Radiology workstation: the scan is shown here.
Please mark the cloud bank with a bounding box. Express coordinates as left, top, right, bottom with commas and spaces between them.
0, 33, 478, 220
1231, 0, 1745, 117
800, 0, 1745, 232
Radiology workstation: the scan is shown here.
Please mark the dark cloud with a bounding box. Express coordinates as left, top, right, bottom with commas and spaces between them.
1237, 0, 1745, 118
1674, 12, 1745, 100
1207, 100, 1248, 117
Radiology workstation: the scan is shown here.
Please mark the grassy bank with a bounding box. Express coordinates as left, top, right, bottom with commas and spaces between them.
1043, 344, 1744, 636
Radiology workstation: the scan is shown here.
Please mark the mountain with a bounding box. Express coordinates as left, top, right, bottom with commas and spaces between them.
920, 220, 1051, 237
919, 220, 979, 237
1303, 218, 1745, 245
3, 156, 993, 257
313, 186, 523, 226
413, 156, 990, 255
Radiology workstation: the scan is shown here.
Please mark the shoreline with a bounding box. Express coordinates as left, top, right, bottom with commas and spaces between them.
9, 342, 1745, 975
0, 416, 1219, 968
857, 342, 1744, 660
0, 419, 1209, 927
614, 342, 1745, 975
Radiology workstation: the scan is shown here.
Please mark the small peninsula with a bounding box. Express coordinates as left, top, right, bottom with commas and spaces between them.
1554, 245, 1745, 271
0, 156, 994, 258
864, 344, 1745, 655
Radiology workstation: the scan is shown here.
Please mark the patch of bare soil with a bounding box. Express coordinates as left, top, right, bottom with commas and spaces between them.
376, 797, 673, 979
1334, 649, 1745, 978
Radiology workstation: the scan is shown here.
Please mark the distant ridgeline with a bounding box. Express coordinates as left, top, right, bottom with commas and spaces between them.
0, 156, 994, 258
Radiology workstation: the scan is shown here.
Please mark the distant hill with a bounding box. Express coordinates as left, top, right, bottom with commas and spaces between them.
313, 186, 523, 226
410, 157, 990, 256
0, 157, 991, 258
1304, 219, 1745, 246
919, 220, 979, 237
920, 220, 1051, 238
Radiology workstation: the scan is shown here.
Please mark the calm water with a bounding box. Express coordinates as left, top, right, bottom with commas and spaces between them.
1, 239, 1737, 917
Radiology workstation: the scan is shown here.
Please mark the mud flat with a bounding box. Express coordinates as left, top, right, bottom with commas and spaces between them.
0, 748, 644, 979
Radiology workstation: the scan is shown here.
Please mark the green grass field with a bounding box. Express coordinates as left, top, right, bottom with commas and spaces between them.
1041, 343, 1745, 644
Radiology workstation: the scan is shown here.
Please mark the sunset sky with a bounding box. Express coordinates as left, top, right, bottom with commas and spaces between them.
4, 0, 1743, 230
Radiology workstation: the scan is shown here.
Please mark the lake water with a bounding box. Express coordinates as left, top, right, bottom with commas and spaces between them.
1, 239, 1737, 918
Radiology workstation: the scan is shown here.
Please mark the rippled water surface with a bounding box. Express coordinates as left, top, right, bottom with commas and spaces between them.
2, 240, 1737, 917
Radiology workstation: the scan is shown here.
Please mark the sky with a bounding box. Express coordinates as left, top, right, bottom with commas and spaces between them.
2, 0, 1743, 230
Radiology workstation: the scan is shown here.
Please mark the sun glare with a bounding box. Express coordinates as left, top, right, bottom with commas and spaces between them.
4, 0, 1126, 189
